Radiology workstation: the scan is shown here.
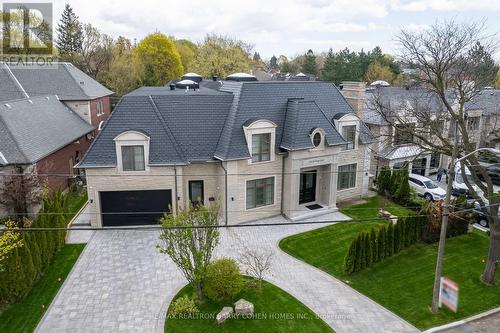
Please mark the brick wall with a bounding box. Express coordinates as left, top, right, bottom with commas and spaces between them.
89, 96, 111, 128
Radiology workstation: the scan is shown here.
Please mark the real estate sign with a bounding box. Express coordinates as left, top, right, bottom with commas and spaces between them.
439, 277, 459, 312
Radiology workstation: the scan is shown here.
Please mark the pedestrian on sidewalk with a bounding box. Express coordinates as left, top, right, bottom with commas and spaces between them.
437, 167, 444, 182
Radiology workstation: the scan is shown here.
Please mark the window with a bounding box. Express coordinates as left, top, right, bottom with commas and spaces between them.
251, 133, 271, 162
246, 177, 274, 209
430, 152, 440, 168
394, 124, 415, 145
342, 125, 356, 150
467, 116, 480, 131
337, 164, 357, 190
121, 145, 145, 171
97, 100, 104, 116
312, 132, 322, 147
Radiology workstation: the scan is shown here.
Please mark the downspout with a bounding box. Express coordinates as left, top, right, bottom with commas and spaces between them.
174, 166, 179, 214
280, 153, 288, 217
220, 161, 228, 226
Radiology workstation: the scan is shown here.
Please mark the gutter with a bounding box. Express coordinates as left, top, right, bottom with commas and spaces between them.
220, 161, 228, 226
174, 166, 179, 214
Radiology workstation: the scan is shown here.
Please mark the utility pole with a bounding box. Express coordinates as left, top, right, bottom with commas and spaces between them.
431, 118, 459, 313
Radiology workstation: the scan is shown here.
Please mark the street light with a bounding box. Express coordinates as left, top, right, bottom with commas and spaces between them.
431, 146, 500, 313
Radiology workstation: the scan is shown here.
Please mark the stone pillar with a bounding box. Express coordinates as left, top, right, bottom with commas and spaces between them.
340, 81, 367, 119
329, 163, 338, 209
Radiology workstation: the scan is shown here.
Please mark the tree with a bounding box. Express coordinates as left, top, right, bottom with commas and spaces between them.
238, 248, 273, 288
102, 36, 139, 96
278, 55, 298, 74
191, 34, 253, 78
365, 61, 394, 84
56, 4, 83, 60
79, 23, 113, 79
372, 20, 500, 285
468, 41, 498, 87
134, 32, 183, 86
269, 55, 278, 69
0, 168, 44, 225
496, 67, 500, 88
301, 49, 317, 75
0, 221, 23, 271
158, 202, 220, 301
175, 39, 197, 73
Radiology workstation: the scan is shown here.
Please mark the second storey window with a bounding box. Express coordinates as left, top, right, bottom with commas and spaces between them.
97, 100, 104, 116
467, 116, 480, 131
337, 163, 357, 190
246, 177, 274, 209
251, 133, 271, 162
394, 124, 414, 145
342, 125, 356, 150
122, 145, 145, 171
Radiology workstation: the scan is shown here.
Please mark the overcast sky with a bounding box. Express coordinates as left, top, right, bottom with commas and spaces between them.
42, 0, 500, 59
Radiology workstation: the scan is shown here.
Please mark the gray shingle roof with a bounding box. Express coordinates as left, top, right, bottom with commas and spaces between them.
0, 65, 26, 102
0, 62, 113, 101
0, 96, 94, 164
465, 89, 500, 114
80, 81, 373, 167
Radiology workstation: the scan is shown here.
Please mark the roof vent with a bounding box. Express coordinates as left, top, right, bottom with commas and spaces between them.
27, 99, 33, 104
175, 79, 199, 89
4, 103, 11, 109
226, 72, 258, 82
181, 72, 203, 83
169, 83, 176, 91
296, 72, 307, 77
370, 80, 391, 87
45, 96, 50, 100
80, 81, 85, 85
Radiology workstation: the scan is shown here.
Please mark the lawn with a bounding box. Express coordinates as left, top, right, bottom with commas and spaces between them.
280, 196, 500, 329
0, 244, 85, 333
65, 190, 88, 221
339, 195, 415, 220
165, 278, 333, 333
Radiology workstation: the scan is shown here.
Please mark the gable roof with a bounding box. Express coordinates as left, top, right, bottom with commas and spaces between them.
465, 89, 500, 114
0, 96, 94, 165
0, 62, 113, 102
80, 81, 372, 167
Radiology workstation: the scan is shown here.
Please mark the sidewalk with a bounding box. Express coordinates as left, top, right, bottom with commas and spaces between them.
65, 203, 94, 244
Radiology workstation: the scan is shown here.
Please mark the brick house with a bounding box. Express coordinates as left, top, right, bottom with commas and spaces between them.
79, 74, 374, 227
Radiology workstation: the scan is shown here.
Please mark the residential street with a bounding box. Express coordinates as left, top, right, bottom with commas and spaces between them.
36, 212, 417, 333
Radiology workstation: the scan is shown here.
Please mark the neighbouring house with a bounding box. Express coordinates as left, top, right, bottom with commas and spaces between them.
0, 96, 94, 217
341, 82, 449, 179
78, 73, 374, 227
464, 88, 500, 150
0, 62, 114, 218
0, 62, 113, 130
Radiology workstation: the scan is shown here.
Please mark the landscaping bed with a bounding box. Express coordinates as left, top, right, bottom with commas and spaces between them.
165, 278, 333, 333
0, 244, 85, 333
280, 196, 500, 329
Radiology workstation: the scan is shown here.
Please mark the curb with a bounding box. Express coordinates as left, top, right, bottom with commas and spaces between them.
422, 306, 500, 333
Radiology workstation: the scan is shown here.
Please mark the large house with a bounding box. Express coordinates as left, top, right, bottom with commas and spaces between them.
0, 62, 113, 218
78, 74, 374, 227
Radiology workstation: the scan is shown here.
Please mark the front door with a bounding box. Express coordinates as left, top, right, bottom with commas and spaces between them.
189, 180, 204, 207
299, 171, 317, 204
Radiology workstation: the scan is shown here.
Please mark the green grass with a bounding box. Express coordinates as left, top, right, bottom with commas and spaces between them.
64, 191, 88, 222
0, 244, 85, 333
339, 196, 415, 220
280, 197, 500, 329
165, 278, 333, 333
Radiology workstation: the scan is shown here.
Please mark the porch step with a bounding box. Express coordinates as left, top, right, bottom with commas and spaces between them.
289, 207, 339, 222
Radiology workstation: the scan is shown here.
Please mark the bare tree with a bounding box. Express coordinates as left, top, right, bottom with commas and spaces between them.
157, 202, 220, 301
372, 20, 500, 285
238, 249, 273, 287
0, 167, 44, 225
80, 23, 113, 79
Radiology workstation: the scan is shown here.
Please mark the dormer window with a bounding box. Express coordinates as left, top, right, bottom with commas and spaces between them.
243, 119, 277, 164
313, 132, 322, 147
114, 131, 150, 172
342, 125, 356, 150
122, 146, 145, 171
252, 133, 271, 162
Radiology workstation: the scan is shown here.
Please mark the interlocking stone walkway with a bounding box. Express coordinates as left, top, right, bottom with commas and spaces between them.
36, 213, 418, 333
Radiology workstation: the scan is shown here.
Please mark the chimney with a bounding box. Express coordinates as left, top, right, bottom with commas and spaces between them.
340, 81, 367, 119
212, 76, 218, 81
169, 83, 175, 90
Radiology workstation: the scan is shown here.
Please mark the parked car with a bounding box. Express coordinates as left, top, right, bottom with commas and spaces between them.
477, 165, 500, 186
409, 173, 446, 201
451, 163, 479, 197
473, 201, 491, 228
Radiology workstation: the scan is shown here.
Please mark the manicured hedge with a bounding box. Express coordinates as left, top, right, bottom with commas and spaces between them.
344, 216, 425, 275
0, 192, 70, 303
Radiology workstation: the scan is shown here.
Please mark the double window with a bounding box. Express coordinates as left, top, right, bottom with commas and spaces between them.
467, 116, 480, 131
251, 133, 271, 162
121, 145, 145, 171
246, 177, 274, 209
341, 125, 356, 150
337, 164, 357, 190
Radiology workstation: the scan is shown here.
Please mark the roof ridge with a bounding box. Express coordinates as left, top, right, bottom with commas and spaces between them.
310, 100, 346, 144
283, 99, 300, 148
214, 82, 243, 160
0, 108, 30, 163
62, 63, 90, 99
147, 96, 188, 164
3, 63, 29, 98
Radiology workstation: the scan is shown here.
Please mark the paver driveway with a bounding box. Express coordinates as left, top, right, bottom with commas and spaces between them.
37, 213, 418, 333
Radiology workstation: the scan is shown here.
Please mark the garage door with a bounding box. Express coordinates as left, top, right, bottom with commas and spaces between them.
100, 190, 172, 226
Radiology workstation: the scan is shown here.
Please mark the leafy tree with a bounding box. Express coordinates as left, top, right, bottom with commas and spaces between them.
204, 258, 243, 302
175, 39, 197, 73
134, 32, 183, 86
301, 49, 317, 75
468, 41, 497, 87
495, 68, 500, 89
103, 36, 139, 96
377, 167, 392, 195
158, 202, 220, 301
269, 55, 278, 69
56, 4, 83, 59
191, 34, 253, 78
253, 52, 261, 62
79, 23, 113, 79
0, 221, 23, 271
365, 61, 394, 83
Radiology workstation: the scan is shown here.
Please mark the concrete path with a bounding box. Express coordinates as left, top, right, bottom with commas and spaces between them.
37, 213, 418, 333
66, 203, 95, 244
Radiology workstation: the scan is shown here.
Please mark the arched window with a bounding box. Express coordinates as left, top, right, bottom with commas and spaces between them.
114, 131, 150, 172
